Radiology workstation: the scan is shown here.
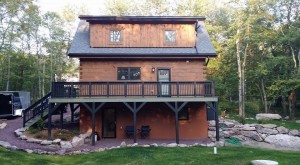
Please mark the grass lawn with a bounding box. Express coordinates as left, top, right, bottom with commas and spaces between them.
1, 146, 299, 165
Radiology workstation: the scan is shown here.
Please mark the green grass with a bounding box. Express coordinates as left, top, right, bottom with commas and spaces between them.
1, 146, 299, 165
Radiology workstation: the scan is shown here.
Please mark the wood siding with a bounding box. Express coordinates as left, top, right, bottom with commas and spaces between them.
79, 59, 207, 82
90, 24, 196, 48
80, 102, 208, 139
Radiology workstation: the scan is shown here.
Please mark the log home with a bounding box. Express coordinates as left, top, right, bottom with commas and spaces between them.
23, 16, 219, 145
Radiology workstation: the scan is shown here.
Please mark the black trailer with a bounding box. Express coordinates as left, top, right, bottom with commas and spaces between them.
0, 91, 30, 117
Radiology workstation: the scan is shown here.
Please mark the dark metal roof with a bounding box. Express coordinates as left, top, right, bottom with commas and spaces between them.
79, 15, 206, 24
68, 18, 217, 58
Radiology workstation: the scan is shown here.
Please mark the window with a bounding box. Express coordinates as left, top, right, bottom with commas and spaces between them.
178, 108, 189, 120
117, 67, 141, 80
110, 30, 121, 42
165, 30, 176, 43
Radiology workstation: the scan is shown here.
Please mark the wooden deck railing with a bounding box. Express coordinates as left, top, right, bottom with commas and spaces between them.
51, 81, 215, 98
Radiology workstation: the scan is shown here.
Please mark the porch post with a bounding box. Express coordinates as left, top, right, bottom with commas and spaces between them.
214, 102, 219, 141
92, 102, 96, 146
175, 109, 179, 144
133, 102, 137, 143
70, 103, 74, 123
60, 105, 64, 129
48, 103, 54, 140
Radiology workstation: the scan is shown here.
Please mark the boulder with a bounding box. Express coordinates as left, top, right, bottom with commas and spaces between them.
220, 121, 235, 128
15, 131, 22, 137
143, 145, 150, 147
296, 120, 300, 124
71, 137, 84, 147
276, 126, 289, 134
150, 143, 158, 147
132, 143, 138, 147
0, 123, 7, 129
251, 160, 278, 165
20, 135, 27, 140
256, 114, 281, 120
288, 130, 299, 136
264, 134, 300, 149
60, 141, 73, 149
178, 144, 187, 147
257, 128, 278, 135
25, 149, 33, 153
120, 141, 126, 148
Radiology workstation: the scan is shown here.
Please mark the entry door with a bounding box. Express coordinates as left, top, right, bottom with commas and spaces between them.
0, 94, 13, 116
158, 69, 170, 96
102, 109, 116, 138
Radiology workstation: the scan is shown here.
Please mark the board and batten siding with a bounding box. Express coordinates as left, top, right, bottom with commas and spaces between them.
89, 24, 196, 48
79, 59, 207, 82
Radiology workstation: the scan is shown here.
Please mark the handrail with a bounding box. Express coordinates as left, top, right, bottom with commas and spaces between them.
23, 92, 51, 127
51, 81, 215, 98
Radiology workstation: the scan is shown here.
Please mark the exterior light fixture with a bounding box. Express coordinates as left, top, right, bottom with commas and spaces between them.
152, 67, 155, 72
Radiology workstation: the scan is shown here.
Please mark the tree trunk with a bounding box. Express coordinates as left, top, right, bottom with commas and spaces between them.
281, 96, 287, 116
297, 49, 300, 74
261, 79, 268, 113
236, 31, 245, 117
290, 45, 297, 68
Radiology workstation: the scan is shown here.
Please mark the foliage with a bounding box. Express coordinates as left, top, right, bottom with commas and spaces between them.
1, 146, 300, 165
245, 100, 263, 117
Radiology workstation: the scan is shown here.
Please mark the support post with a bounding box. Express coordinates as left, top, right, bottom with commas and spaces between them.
48, 103, 54, 140
214, 102, 219, 141
70, 103, 74, 123
60, 105, 64, 129
91, 102, 96, 146
175, 110, 179, 144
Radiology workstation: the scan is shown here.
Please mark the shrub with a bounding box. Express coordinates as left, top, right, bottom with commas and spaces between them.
35, 119, 45, 131
245, 101, 263, 117
236, 116, 246, 124
219, 101, 238, 115
28, 127, 38, 134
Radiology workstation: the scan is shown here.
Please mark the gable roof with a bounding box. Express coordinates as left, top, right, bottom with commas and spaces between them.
68, 16, 217, 58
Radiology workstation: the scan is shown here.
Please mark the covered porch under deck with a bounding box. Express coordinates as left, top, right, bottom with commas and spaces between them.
47, 81, 219, 146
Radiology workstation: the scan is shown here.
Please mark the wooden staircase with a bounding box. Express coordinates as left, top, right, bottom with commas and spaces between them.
22, 93, 51, 129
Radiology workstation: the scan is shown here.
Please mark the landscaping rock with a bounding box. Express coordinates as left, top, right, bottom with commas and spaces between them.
150, 143, 158, 147
256, 114, 281, 120
41, 140, 52, 145
261, 124, 277, 129
167, 143, 177, 147
208, 120, 215, 127
56, 149, 66, 155
25, 149, 33, 153
120, 141, 126, 147
251, 160, 278, 165
26, 138, 36, 143
20, 135, 27, 140
206, 142, 215, 147
208, 131, 216, 138
220, 121, 235, 128
143, 145, 150, 147
132, 143, 138, 147
242, 126, 256, 131
14, 130, 22, 137
0, 123, 7, 129
257, 128, 278, 135
264, 134, 300, 149
97, 148, 105, 152
208, 127, 216, 131
296, 120, 300, 124
241, 131, 263, 142
60, 141, 73, 149
288, 130, 299, 136
71, 137, 84, 147
178, 144, 187, 147
53, 139, 61, 144
277, 126, 289, 134
0, 141, 11, 148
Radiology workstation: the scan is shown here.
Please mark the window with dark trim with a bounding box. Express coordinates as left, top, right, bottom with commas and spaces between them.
117, 67, 141, 80
110, 30, 121, 42
178, 108, 189, 120
165, 30, 176, 43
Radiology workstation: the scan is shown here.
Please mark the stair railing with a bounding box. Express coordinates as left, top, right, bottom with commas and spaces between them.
23, 92, 51, 127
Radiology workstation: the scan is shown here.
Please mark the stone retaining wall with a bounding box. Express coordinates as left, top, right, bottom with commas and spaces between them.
209, 119, 300, 150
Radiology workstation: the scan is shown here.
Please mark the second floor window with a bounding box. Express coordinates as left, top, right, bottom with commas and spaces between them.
118, 67, 141, 80
110, 30, 121, 42
165, 30, 176, 43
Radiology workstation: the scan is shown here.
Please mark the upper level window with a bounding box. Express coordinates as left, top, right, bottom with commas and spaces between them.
118, 67, 141, 80
165, 30, 176, 43
110, 30, 121, 42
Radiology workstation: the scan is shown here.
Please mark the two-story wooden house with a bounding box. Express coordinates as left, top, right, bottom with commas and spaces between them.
23, 16, 219, 146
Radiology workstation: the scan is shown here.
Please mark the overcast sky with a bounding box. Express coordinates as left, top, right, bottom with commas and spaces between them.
36, 0, 105, 15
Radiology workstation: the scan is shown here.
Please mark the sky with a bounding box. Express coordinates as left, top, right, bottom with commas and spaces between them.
36, 0, 105, 15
